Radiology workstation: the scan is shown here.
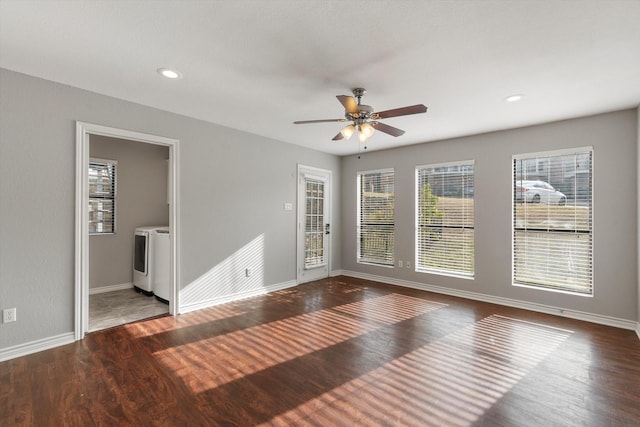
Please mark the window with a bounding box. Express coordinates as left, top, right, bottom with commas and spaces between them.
304, 178, 326, 268
357, 169, 394, 266
416, 161, 474, 277
89, 158, 117, 234
513, 148, 593, 294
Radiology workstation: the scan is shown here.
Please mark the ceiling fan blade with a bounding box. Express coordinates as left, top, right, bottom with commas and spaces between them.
293, 118, 346, 124
332, 132, 345, 141
336, 95, 360, 114
371, 121, 406, 137
375, 104, 427, 119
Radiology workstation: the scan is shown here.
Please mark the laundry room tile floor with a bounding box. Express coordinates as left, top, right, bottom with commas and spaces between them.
89, 288, 169, 332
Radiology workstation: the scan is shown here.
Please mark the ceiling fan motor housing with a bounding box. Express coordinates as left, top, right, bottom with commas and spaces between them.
346, 104, 374, 122
347, 89, 380, 122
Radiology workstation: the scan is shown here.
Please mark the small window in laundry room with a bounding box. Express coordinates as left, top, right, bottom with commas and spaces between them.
89, 158, 117, 234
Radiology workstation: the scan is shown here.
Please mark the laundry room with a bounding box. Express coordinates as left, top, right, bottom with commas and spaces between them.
88, 134, 170, 332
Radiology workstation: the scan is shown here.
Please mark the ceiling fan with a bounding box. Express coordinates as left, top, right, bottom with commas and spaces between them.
293, 88, 427, 143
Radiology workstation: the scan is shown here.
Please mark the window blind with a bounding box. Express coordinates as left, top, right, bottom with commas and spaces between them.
416, 161, 474, 276
89, 159, 117, 234
513, 149, 592, 294
357, 169, 394, 266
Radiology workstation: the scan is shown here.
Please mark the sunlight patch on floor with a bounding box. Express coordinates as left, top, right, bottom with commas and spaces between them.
124, 303, 246, 338
333, 293, 446, 324
152, 294, 446, 393
266, 315, 573, 426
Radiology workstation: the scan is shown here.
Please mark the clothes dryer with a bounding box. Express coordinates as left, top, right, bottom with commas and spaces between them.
133, 226, 168, 295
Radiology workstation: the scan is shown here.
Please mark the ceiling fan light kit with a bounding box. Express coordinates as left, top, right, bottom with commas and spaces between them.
358, 122, 375, 142
294, 88, 427, 145
340, 124, 356, 139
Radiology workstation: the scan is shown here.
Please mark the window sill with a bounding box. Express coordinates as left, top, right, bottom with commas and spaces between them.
513, 282, 593, 297
416, 268, 474, 280
357, 261, 394, 269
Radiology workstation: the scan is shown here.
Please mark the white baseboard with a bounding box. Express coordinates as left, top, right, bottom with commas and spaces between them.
89, 282, 133, 295
636, 323, 640, 340
340, 270, 638, 332
179, 280, 298, 314
0, 332, 75, 362
330, 269, 345, 277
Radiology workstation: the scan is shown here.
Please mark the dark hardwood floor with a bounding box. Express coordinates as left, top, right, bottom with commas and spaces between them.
1, 276, 639, 426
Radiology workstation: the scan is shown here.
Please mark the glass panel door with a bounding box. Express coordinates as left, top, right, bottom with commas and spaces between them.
304, 178, 325, 269
297, 165, 331, 284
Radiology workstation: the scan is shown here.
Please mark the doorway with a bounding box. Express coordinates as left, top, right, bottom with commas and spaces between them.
297, 165, 332, 284
75, 122, 180, 340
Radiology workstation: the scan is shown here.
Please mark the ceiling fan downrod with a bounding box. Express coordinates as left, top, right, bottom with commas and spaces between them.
352, 88, 366, 105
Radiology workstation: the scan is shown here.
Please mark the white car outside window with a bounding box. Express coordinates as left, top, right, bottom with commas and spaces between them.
516, 180, 567, 205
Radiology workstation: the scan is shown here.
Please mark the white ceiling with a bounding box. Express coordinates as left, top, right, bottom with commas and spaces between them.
1, 0, 639, 156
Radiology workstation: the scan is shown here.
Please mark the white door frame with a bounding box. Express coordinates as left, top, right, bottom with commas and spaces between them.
296, 164, 332, 284
74, 122, 180, 340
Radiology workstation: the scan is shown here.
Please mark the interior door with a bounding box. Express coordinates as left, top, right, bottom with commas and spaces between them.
297, 165, 331, 283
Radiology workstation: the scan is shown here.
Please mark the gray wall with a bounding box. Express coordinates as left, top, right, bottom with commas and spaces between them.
341, 109, 638, 322
89, 136, 169, 290
0, 68, 341, 350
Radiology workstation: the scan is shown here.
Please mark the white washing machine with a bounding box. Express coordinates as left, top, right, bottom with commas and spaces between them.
133, 226, 169, 296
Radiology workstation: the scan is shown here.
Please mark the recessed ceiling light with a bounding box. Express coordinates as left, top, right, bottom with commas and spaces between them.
157, 68, 182, 79
504, 94, 524, 103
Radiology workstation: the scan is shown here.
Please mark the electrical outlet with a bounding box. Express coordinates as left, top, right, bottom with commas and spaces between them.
245, 268, 251, 277
3, 308, 16, 323
406, 261, 411, 268
398, 260, 403, 268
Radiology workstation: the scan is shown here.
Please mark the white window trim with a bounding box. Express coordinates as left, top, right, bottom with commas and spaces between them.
415, 160, 475, 278
88, 157, 118, 235
357, 168, 395, 267
511, 146, 594, 297
90, 157, 118, 165
415, 159, 475, 171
